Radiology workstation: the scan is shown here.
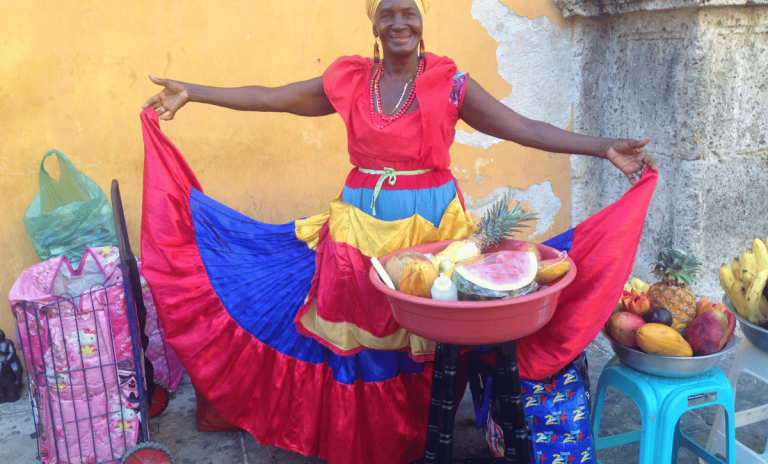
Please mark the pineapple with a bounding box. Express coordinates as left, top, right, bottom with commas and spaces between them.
432, 195, 536, 273
647, 249, 701, 335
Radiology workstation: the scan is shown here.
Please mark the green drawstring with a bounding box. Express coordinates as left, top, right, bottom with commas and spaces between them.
358, 167, 432, 216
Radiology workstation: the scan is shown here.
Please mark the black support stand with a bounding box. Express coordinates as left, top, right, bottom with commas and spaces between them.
424, 341, 530, 464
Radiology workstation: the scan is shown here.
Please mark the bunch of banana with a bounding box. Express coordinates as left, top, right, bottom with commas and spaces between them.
719, 236, 768, 324
623, 277, 650, 294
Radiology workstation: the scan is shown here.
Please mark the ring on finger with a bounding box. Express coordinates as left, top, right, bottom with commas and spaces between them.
158, 106, 166, 114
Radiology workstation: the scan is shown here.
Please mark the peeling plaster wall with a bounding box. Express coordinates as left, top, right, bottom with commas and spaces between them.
451, 0, 575, 245
457, 0, 574, 149
0, 0, 573, 341
464, 182, 563, 240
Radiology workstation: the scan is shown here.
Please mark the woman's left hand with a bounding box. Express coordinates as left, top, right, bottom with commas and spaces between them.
605, 137, 658, 185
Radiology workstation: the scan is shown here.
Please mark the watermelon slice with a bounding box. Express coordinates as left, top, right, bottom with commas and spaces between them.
451, 251, 539, 301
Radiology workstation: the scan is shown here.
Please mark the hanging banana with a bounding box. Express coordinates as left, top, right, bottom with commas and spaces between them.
741, 250, 757, 286
760, 294, 768, 319
753, 238, 768, 273
729, 279, 750, 319
746, 269, 768, 324
719, 264, 737, 294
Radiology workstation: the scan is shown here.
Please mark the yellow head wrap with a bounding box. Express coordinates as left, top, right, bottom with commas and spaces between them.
366, 0, 430, 21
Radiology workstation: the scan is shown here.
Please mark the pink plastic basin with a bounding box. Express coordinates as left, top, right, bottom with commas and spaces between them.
369, 239, 577, 345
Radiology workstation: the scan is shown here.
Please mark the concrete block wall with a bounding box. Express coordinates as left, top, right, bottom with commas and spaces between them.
556, 0, 768, 297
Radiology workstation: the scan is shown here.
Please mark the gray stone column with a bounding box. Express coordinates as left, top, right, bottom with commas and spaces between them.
555, 0, 768, 297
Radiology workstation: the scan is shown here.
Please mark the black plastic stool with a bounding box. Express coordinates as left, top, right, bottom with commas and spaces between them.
425, 340, 530, 464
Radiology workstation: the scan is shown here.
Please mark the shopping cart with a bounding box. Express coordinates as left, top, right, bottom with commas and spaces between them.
11, 179, 172, 464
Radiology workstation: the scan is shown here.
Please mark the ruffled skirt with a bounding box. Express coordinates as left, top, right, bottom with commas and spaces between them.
139, 109, 474, 464
139, 108, 660, 463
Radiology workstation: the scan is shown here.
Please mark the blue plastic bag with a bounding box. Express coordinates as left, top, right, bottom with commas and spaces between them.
23, 150, 117, 265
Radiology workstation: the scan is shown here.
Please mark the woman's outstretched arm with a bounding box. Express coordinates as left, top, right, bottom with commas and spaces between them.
141, 75, 336, 120
460, 76, 657, 184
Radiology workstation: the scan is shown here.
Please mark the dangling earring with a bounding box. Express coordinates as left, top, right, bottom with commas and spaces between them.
374, 40, 380, 63
419, 39, 425, 60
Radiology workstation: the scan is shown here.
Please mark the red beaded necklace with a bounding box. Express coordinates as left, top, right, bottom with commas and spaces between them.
369, 57, 426, 129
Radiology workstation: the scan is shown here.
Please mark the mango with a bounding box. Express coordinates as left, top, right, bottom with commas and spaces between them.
685, 310, 729, 355
606, 312, 645, 349
621, 288, 651, 318
695, 295, 714, 318
696, 296, 736, 345
535, 259, 570, 285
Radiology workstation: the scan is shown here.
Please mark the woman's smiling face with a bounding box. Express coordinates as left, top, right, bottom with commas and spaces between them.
373, 0, 423, 59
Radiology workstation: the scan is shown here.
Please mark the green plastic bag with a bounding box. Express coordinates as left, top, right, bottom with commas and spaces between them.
23, 150, 117, 264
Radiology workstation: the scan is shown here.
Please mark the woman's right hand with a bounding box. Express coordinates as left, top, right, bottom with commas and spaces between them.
141, 75, 189, 120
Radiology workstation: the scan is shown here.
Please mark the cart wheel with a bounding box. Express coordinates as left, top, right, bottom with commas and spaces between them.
121, 442, 173, 464
149, 382, 170, 418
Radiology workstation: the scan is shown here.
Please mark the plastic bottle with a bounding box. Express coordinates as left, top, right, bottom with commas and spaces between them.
431, 276, 458, 301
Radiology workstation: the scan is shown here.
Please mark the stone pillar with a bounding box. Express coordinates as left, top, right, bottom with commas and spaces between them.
555, 0, 768, 297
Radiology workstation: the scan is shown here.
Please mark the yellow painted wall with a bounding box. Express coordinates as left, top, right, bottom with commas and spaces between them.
0, 0, 571, 343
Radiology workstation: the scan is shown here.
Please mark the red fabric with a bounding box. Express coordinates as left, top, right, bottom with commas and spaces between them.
296, 223, 403, 349
322, 53, 459, 171
516, 170, 659, 380
140, 108, 432, 464
194, 385, 242, 432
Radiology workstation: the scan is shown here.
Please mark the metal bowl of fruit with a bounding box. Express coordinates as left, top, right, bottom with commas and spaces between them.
722, 295, 768, 352
601, 328, 737, 378
370, 239, 576, 345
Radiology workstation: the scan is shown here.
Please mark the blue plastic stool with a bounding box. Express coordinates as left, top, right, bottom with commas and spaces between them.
591, 357, 736, 464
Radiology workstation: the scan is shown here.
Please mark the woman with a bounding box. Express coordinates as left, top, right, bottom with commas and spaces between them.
140, 1, 658, 463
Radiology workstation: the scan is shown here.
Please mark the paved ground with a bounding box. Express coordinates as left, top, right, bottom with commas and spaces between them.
2, 332, 767, 464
